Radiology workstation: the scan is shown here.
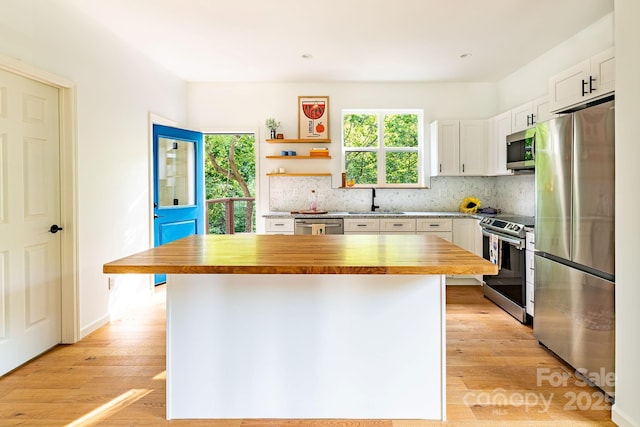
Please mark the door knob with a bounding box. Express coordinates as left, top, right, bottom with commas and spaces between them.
49, 224, 63, 234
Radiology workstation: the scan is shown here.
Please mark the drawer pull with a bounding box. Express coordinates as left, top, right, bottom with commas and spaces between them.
393, 224, 404, 227
357, 224, 367, 227
429, 224, 440, 227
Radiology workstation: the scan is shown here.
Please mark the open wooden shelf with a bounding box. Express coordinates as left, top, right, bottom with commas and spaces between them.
266, 138, 331, 143
266, 155, 331, 159
266, 173, 332, 177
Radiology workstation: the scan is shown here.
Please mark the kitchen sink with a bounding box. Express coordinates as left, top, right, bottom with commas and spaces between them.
347, 211, 405, 215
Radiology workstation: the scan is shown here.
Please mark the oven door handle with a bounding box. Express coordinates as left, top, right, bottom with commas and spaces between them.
481, 229, 524, 250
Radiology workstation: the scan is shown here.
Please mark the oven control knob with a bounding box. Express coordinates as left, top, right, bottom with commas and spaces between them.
514, 225, 521, 231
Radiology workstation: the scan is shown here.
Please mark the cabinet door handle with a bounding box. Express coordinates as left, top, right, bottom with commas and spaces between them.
581, 79, 588, 96
527, 114, 531, 127
531, 113, 536, 126
462, 164, 465, 173
589, 75, 596, 93
439, 163, 442, 173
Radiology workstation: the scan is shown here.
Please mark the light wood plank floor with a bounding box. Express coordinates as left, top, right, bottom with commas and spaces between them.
0, 285, 614, 426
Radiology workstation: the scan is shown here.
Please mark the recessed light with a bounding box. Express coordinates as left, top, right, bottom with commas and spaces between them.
301, 54, 313, 59
459, 53, 472, 59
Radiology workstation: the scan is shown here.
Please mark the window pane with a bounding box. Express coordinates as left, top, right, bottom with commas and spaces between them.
345, 151, 377, 184
384, 114, 418, 148
343, 114, 379, 148
158, 138, 195, 207
386, 151, 418, 184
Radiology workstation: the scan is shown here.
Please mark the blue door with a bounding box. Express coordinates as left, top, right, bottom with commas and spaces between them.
153, 124, 204, 285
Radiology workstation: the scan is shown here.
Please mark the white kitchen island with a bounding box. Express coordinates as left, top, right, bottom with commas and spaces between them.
103, 234, 497, 420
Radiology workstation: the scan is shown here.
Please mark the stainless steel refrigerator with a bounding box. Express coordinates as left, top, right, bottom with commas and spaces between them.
534, 99, 615, 398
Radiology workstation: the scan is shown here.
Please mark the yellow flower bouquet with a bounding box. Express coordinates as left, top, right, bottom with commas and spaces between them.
459, 196, 481, 214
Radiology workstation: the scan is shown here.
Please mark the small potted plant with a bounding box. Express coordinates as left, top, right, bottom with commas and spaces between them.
265, 118, 281, 139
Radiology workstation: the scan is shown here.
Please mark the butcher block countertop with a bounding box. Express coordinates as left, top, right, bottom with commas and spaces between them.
103, 234, 497, 276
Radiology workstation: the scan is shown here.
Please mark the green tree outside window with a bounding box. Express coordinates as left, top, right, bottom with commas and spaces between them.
204, 134, 255, 234
343, 111, 423, 186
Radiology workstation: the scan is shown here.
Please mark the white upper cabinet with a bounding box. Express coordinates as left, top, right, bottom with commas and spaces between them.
430, 120, 459, 176
591, 48, 616, 98
431, 120, 486, 176
486, 111, 513, 176
511, 103, 534, 133
548, 47, 615, 113
532, 96, 556, 125
511, 96, 556, 133
459, 120, 487, 176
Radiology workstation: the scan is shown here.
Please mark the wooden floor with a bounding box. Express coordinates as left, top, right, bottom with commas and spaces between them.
0, 285, 614, 426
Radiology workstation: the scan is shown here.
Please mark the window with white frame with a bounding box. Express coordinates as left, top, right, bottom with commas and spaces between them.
342, 110, 424, 187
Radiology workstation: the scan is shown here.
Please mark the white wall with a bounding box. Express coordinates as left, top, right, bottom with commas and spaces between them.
0, 1, 187, 336
612, 0, 640, 425
187, 82, 503, 228
498, 12, 614, 111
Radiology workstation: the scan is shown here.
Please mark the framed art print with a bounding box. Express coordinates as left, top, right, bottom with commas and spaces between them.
298, 96, 329, 140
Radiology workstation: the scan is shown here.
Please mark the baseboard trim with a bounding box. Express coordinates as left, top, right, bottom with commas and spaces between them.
80, 313, 110, 339
612, 405, 637, 427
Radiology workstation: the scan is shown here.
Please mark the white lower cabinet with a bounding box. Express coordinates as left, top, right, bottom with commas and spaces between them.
379, 218, 416, 234
268, 217, 483, 275
264, 218, 294, 234
344, 218, 380, 235
416, 218, 452, 242
452, 218, 483, 281
347, 217, 456, 236
346, 217, 418, 235
525, 231, 535, 316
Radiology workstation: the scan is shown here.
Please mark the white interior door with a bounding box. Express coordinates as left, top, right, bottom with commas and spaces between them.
0, 68, 62, 376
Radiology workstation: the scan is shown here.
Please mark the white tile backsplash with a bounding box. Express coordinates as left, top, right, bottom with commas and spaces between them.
493, 174, 536, 216
268, 174, 535, 216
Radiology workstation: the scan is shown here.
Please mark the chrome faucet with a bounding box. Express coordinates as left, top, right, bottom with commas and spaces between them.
371, 187, 380, 212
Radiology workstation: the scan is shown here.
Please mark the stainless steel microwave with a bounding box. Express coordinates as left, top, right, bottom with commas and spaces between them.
506, 128, 536, 170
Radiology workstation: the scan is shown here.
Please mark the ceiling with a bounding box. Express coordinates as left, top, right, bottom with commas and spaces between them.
61, 0, 613, 83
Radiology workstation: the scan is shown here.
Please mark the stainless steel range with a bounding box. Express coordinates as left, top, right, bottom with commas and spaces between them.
479, 215, 534, 323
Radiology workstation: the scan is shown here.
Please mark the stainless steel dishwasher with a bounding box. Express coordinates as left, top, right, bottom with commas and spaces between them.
294, 218, 344, 235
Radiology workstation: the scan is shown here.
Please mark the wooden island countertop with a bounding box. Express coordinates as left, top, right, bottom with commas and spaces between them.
103, 233, 497, 276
